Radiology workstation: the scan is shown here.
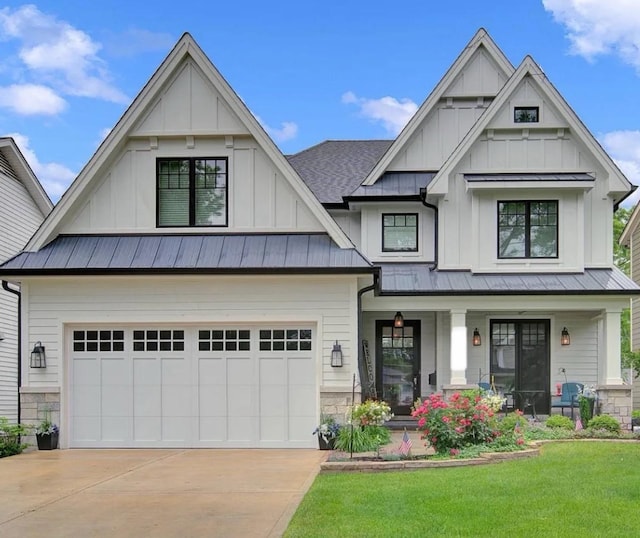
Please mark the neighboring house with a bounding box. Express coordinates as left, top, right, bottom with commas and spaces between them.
619, 208, 640, 412
0, 137, 52, 422
0, 29, 637, 449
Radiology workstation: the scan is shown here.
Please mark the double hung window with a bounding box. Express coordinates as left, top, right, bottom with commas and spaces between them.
382, 213, 418, 252
498, 201, 558, 258
157, 157, 228, 227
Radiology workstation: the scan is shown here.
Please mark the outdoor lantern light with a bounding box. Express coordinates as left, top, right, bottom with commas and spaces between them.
331, 341, 343, 367
561, 327, 571, 346
30, 341, 46, 368
472, 328, 481, 346
393, 311, 404, 329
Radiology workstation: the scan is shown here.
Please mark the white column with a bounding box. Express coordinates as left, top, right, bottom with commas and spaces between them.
450, 309, 468, 385
604, 309, 623, 385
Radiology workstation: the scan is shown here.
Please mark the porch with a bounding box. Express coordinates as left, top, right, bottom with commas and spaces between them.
360, 294, 633, 428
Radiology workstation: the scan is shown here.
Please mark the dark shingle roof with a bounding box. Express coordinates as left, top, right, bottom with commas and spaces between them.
287, 140, 392, 204
379, 264, 640, 295
0, 234, 375, 275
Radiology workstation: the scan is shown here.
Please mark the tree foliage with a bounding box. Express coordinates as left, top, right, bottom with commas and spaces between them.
613, 207, 640, 377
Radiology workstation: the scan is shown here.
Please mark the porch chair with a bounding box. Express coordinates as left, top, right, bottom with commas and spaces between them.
550, 382, 583, 420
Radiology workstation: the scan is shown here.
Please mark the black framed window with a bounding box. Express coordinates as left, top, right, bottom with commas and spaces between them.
514, 106, 539, 123
382, 213, 418, 252
498, 201, 558, 258
157, 157, 227, 227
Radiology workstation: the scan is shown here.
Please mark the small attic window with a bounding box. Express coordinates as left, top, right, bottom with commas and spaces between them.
514, 106, 539, 123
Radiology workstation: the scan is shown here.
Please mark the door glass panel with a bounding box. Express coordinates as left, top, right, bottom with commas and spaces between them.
490, 323, 516, 393
381, 326, 415, 411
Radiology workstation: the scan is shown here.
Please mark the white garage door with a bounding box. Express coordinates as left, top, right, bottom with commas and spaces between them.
69, 326, 316, 448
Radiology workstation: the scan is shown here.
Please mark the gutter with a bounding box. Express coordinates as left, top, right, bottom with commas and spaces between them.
2, 280, 21, 424
420, 188, 438, 271
357, 272, 379, 400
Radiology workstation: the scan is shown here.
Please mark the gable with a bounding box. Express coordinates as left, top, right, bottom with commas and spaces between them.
131, 59, 250, 136
0, 139, 51, 262
364, 29, 514, 184
429, 57, 633, 201
27, 34, 352, 251
444, 46, 510, 98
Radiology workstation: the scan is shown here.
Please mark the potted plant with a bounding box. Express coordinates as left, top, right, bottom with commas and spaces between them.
35, 412, 59, 450
313, 415, 340, 450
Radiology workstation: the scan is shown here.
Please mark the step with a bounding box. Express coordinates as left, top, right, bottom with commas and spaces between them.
385, 416, 419, 431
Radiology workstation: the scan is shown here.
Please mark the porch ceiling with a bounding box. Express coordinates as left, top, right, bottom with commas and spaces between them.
378, 265, 640, 295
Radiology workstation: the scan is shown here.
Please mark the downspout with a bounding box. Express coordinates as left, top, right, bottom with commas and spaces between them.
2, 280, 21, 424
420, 188, 438, 271
357, 272, 378, 400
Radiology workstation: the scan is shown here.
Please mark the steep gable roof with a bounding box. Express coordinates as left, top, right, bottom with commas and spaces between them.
287, 140, 392, 204
0, 137, 52, 215
26, 33, 353, 250
361, 28, 514, 186
428, 56, 633, 200
620, 204, 640, 247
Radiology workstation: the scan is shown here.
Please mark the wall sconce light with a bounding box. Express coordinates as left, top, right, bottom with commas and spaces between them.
30, 341, 46, 368
331, 341, 343, 367
472, 328, 481, 346
560, 327, 570, 346
393, 312, 404, 328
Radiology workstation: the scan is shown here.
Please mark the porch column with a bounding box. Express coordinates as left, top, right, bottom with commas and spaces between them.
604, 309, 623, 385
450, 309, 468, 385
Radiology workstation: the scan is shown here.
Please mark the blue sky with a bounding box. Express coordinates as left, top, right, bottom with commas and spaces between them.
1, 0, 639, 204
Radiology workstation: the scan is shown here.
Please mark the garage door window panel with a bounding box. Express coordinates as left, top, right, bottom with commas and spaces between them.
73, 330, 124, 352
133, 329, 184, 352
260, 329, 312, 351
199, 329, 250, 351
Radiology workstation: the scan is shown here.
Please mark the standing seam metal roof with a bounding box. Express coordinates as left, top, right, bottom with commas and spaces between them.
378, 264, 640, 294
0, 234, 375, 274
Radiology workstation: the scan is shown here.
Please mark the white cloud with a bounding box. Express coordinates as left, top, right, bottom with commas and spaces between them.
600, 130, 640, 206
6, 132, 76, 200
255, 115, 299, 142
0, 83, 66, 115
0, 4, 128, 104
104, 28, 175, 57
342, 91, 417, 135
543, 0, 640, 70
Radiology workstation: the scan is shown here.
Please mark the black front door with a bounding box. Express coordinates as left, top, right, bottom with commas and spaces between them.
376, 320, 421, 415
490, 320, 550, 414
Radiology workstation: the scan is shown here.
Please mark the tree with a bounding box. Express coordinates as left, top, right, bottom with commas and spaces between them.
613, 207, 640, 377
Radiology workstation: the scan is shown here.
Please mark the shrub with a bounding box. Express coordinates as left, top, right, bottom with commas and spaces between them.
334, 424, 391, 452
497, 410, 528, 435
0, 417, 31, 458
632, 410, 640, 420
351, 399, 392, 426
545, 415, 575, 430
412, 392, 498, 455
587, 414, 621, 434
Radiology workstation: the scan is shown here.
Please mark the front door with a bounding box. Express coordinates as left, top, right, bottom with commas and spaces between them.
376, 320, 421, 415
490, 320, 550, 414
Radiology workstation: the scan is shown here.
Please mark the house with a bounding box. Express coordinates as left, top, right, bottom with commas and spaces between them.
618, 207, 640, 412
0, 29, 637, 449
0, 137, 52, 422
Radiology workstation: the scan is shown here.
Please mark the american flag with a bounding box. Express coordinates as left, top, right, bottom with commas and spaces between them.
399, 429, 412, 456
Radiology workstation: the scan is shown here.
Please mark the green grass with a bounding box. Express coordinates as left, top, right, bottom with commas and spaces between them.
285, 442, 640, 538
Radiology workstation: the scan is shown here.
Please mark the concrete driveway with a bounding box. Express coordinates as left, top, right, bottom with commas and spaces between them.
0, 449, 325, 537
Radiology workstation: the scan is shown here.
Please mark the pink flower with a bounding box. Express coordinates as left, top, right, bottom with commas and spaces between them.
516, 437, 525, 446
450, 448, 460, 456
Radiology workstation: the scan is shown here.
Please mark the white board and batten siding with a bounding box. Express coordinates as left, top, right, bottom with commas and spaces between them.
0, 167, 47, 421
59, 57, 325, 237
23, 275, 358, 448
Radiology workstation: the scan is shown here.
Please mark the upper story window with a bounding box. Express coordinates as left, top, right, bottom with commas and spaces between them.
157, 157, 228, 227
498, 201, 558, 258
514, 106, 539, 123
382, 213, 418, 252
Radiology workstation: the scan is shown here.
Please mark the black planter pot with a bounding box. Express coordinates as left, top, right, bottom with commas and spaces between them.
317, 435, 336, 450
36, 432, 59, 450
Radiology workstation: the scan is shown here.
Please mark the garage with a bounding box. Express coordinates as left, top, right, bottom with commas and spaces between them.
69, 326, 317, 448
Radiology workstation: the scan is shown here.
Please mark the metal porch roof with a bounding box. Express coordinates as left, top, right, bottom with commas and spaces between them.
379, 264, 640, 295
0, 234, 375, 275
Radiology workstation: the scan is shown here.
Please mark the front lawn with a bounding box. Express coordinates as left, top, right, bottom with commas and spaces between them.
285, 442, 640, 537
